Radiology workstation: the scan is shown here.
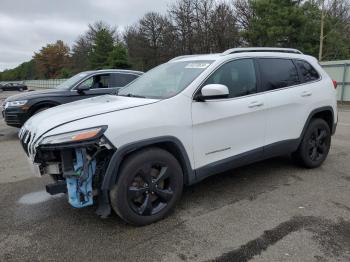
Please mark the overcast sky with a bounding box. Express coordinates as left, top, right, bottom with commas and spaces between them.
0, 0, 172, 71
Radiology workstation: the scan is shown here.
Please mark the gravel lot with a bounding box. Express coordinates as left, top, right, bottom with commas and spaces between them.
1, 90, 350, 262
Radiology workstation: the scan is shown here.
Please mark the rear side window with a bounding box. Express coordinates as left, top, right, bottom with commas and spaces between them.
204, 58, 257, 98
258, 58, 300, 91
295, 60, 320, 82
111, 73, 138, 87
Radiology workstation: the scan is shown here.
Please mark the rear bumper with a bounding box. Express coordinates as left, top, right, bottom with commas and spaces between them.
2, 108, 29, 127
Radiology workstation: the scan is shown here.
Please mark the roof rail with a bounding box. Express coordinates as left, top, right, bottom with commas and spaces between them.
222, 47, 303, 55
169, 55, 205, 62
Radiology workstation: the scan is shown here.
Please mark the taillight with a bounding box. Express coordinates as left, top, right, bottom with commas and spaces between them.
332, 80, 337, 89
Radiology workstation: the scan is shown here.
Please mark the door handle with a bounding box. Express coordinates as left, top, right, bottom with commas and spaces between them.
248, 101, 264, 108
301, 91, 312, 97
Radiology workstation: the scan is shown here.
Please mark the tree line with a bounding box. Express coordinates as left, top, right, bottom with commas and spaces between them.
1, 0, 349, 81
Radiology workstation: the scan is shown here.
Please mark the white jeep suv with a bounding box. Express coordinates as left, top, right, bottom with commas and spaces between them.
19, 48, 337, 225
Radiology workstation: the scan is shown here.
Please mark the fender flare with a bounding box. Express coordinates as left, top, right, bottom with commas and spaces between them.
101, 136, 195, 190
300, 106, 335, 140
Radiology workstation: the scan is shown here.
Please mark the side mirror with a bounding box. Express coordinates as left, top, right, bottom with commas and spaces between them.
75, 84, 90, 93
195, 84, 229, 101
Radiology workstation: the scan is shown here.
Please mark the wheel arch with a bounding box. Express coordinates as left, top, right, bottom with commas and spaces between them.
311, 110, 334, 134
301, 106, 335, 140
29, 101, 60, 115
101, 136, 195, 190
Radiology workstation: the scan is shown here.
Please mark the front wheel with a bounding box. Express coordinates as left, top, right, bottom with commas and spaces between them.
110, 147, 183, 226
292, 118, 331, 168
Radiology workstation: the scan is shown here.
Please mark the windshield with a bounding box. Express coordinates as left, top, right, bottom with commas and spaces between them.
118, 60, 213, 99
55, 72, 92, 90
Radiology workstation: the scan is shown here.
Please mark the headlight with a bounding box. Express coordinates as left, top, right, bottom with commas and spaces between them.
6, 100, 28, 107
40, 126, 107, 145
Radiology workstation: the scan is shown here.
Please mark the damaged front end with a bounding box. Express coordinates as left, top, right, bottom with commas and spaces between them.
20, 126, 115, 217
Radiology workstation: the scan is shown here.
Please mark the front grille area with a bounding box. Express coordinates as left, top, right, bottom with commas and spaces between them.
4, 113, 21, 125
19, 126, 37, 158
20, 129, 30, 156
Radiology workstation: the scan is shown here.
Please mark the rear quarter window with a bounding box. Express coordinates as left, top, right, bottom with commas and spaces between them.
294, 60, 320, 83
258, 58, 300, 91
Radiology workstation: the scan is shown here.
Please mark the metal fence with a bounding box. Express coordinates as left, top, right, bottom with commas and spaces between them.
0, 79, 67, 89
320, 60, 350, 103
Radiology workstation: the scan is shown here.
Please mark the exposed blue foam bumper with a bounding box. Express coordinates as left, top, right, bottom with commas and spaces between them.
66, 149, 96, 208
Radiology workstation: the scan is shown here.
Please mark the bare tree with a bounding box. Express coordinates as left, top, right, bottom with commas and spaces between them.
233, 0, 254, 31
139, 12, 170, 64
169, 0, 196, 54
319, 0, 325, 60
193, 0, 215, 53
124, 13, 177, 70
211, 2, 240, 51
71, 35, 91, 72
319, 0, 350, 60
124, 25, 149, 70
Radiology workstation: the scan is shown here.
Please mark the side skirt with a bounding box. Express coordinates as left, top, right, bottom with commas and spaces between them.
193, 139, 300, 184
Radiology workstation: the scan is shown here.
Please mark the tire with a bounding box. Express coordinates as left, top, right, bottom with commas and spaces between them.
292, 118, 331, 168
110, 147, 183, 226
19, 87, 23, 92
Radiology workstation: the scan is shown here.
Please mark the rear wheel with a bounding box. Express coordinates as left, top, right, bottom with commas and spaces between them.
110, 147, 183, 226
292, 118, 331, 168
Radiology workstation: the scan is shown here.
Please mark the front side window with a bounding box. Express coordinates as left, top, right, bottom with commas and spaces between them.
56, 72, 91, 90
203, 58, 257, 98
259, 58, 300, 91
118, 60, 213, 99
295, 60, 320, 82
77, 74, 110, 89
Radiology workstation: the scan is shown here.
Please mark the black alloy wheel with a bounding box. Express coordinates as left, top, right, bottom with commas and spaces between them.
110, 147, 183, 226
307, 127, 329, 162
293, 118, 331, 168
127, 163, 175, 216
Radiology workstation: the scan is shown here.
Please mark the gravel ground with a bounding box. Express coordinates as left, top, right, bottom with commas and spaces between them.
0, 90, 350, 262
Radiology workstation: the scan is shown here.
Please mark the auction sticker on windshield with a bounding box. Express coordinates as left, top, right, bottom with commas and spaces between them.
185, 63, 211, 69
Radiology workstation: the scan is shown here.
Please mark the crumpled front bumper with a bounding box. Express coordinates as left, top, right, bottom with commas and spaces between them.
19, 125, 114, 217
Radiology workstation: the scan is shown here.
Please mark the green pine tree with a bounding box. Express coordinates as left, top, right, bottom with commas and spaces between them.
89, 29, 115, 69
108, 43, 131, 69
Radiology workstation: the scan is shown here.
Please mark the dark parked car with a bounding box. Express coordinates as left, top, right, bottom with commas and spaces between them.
1, 69, 143, 127
0, 82, 28, 91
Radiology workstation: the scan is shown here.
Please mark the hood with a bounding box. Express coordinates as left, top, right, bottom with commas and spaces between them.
5, 89, 66, 102
22, 95, 159, 142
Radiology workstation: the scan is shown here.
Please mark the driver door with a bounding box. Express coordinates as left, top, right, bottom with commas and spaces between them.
191, 58, 266, 179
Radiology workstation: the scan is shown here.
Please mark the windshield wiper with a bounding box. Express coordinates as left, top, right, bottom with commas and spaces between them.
118, 93, 146, 98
